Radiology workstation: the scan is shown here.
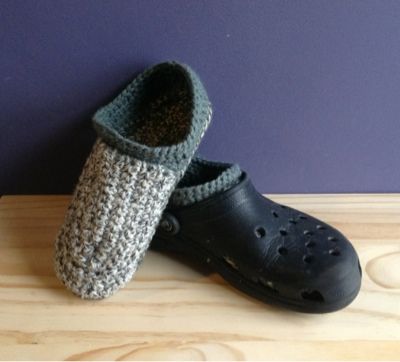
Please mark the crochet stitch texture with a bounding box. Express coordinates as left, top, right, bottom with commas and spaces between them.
54, 62, 211, 299
170, 158, 242, 206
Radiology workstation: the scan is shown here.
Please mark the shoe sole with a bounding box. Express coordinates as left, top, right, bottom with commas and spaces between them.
151, 235, 361, 313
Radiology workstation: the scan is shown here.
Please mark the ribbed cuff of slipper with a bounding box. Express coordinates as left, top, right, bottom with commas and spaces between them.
170, 158, 242, 206
54, 62, 211, 299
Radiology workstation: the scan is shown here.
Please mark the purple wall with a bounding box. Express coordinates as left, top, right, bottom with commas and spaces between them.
1, 0, 400, 194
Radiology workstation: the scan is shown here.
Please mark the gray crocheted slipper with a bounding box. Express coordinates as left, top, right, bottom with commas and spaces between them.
54, 62, 212, 299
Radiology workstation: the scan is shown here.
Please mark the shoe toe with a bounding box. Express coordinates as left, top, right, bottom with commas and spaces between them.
258, 204, 362, 312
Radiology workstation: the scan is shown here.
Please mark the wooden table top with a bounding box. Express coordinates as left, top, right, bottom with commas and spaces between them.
0, 195, 399, 361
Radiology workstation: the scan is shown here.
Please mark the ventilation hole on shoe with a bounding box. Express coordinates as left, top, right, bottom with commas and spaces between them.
301, 289, 324, 303
288, 218, 297, 224
277, 246, 288, 256
329, 248, 341, 256
303, 230, 313, 236
328, 236, 338, 242
254, 226, 266, 238
259, 277, 279, 293
299, 215, 308, 220
303, 255, 314, 264
316, 224, 326, 230
280, 205, 288, 209
272, 210, 279, 218
305, 240, 316, 248
279, 229, 288, 236
223, 256, 238, 270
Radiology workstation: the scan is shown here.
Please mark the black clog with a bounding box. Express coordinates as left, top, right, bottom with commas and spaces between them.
151, 160, 362, 313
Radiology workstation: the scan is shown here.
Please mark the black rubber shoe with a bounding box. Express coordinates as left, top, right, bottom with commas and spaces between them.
151, 164, 362, 313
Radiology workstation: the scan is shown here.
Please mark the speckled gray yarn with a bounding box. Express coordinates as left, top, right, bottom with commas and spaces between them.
54, 140, 178, 299
54, 62, 211, 299
93, 61, 211, 172
170, 158, 242, 206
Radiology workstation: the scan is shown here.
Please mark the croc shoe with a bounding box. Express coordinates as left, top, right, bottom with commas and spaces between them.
151, 158, 362, 313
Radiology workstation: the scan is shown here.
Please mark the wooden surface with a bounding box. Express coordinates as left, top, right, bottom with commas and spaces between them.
0, 194, 399, 361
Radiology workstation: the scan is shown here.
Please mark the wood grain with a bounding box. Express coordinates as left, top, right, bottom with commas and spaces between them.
0, 194, 399, 361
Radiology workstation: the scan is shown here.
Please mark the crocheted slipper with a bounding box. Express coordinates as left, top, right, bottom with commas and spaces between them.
54, 62, 212, 299
151, 158, 362, 313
